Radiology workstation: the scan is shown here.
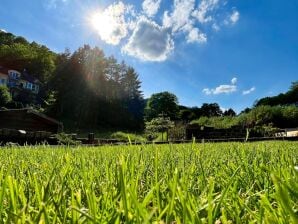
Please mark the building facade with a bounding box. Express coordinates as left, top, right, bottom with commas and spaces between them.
0, 66, 41, 104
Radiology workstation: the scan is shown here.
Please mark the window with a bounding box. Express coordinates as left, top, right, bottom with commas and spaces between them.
26, 82, 33, 90
9, 71, 19, 79
0, 79, 6, 85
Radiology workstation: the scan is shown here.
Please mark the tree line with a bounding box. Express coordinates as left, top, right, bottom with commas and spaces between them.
0, 30, 297, 133
0, 31, 144, 130
48, 46, 144, 130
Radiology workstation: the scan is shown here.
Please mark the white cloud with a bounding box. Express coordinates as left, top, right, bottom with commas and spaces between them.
91, 0, 239, 61
91, 2, 129, 45
242, 87, 256, 95
0, 29, 7, 33
187, 27, 207, 43
162, 0, 196, 32
202, 88, 213, 95
122, 18, 174, 62
212, 23, 220, 31
142, 0, 161, 17
162, 0, 208, 45
192, 0, 219, 24
225, 10, 240, 25
203, 84, 237, 95
230, 10, 240, 24
203, 77, 237, 95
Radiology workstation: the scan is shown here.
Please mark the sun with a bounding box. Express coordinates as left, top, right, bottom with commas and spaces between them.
91, 12, 115, 42
89, 5, 127, 46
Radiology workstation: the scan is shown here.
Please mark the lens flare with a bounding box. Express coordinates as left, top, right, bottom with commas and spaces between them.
91, 12, 115, 43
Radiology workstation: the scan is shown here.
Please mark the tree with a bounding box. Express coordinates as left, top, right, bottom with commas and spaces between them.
145, 116, 174, 141
240, 107, 251, 114
179, 109, 195, 121
223, 108, 236, 116
145, 92, 179, 121
255, 81, 298, 107
121, 67, 145, 129
200, 103, 222, 117
49, 45, 145, 130
178, 106, 202, 121
0, 86, 12, 107
0, 41, 56, 83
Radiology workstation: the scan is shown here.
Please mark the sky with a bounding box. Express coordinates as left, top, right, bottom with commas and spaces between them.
0, 0, 298, 113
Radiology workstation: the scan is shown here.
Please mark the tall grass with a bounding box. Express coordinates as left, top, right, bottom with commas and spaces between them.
0, 141, 297, 223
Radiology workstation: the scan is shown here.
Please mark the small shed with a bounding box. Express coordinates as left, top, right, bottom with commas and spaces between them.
285, 128, 298, 137
0, 108, 63, 133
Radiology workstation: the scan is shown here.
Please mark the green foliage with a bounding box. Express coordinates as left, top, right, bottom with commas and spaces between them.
0, 31, 56, 83
256, 81, 298, 106
191, 105, 298, 130
250, 124, 280, 137
200, 103, 223, 117
178, 103, 224, 122
0, 142, 297, 223
110, 131, 146, 142
50, 46, 145, 130
54, 132, 80, 145
146, 116, 174, 133
145, 116, 174, 141
0, 32, 145, 130
168, 123, 186, 140
191, 116, 239, 129
153, 131, 168, 142
238, 105, 298, 128
145, 91, 179, 121
0, 85, 12, 106
223, 108, 236, 116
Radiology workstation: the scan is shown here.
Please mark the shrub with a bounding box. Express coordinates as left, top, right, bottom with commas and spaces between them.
110, 131, 146, 142
0, 85, 12, 106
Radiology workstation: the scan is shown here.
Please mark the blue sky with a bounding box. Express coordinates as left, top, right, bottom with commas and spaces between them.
1, 0, 297, 112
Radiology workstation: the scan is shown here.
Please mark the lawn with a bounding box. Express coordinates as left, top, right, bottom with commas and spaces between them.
0, 141, 297, 223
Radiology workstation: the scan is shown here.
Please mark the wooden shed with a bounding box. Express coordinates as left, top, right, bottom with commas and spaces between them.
0, 108, 63, 133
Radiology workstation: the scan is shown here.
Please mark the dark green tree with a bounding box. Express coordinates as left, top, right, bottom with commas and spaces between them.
49, 45, 145, 130
200, 103, 223, 117
255, 81, 298, 106
121, 67, 145, 129
145, 91, 179, 121
0, 86, 12, 107
223, 108, 236, 116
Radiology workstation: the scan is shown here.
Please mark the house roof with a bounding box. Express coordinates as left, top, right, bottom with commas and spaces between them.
0, 65, 40, 83
0, 108, 62, 126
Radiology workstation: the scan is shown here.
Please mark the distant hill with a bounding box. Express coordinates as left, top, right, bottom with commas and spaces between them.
255, 82, 298, 107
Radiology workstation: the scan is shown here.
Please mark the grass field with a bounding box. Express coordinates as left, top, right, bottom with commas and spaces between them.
0, 141, 297, 223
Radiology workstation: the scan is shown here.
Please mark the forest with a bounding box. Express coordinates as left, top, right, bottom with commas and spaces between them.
0, 30, 297, 134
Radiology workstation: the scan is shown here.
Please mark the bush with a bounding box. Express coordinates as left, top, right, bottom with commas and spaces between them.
168, 123, 186, 140
55, 133, 80, 146
190, 105, 298, 130
190, 116, 239, 129
0, 85, 12, 106
110, 131, 146, 143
